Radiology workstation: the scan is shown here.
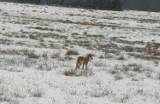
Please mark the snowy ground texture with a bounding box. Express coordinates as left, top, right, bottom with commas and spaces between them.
0, 2, 160, 104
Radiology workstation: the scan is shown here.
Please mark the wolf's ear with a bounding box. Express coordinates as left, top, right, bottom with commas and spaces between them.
90, 53, 94, 57
90, 55, 93, 60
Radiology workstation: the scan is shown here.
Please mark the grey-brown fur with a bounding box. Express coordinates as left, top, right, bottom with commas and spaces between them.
76, 54, 93, 70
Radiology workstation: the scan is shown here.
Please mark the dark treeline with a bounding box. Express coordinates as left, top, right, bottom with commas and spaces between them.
123, 0, 160, 12
0, 0, 123, 10
47, 0, 123, 10
0, 0, 40, 4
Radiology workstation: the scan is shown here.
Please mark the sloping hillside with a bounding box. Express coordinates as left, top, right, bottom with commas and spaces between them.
0, 2, 160, 104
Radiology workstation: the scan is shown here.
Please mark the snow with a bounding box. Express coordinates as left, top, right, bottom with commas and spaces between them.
0, 2, 160, 104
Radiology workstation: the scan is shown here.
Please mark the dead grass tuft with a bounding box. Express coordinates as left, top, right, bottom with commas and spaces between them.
109, 63, 147, 80
129, 53, 160, 60
64, 70, 76, 76
153, 60, 159, 66
115, 75, 123, 80
94, 61, 107, 67
37, 61, 53, 71
109, 70, 118, 75
122, 63, 142, 72
121, 46, 134, 52
30, 88, 43, 98
116, 55, 125, 60
27, 51, 40, 59
66, 49, 79, 56
86, 87, 111, 97
51, 52, 61, 59
157, 72, 160, 80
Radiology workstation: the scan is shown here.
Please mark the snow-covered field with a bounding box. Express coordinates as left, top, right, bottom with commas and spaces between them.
0, 2, 160, 104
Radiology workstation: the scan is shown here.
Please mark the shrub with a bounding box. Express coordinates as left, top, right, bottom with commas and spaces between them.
64, 70, 76, 76
116, 55, 125, 60
115, 75, 123, 80
157, 72, 160, 80
66, 49, 79, 56
27, 51, 39, 59
86, 87, 111, 97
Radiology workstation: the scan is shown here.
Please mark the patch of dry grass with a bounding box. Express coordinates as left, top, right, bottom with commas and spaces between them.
27, 51, 40, 59
64, 70, 76, 76
66, 49, 79, 56
129, 53, 160, 60
108, 63, 151, 80
111, 37, 144, 45
116, 55, 126, 60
